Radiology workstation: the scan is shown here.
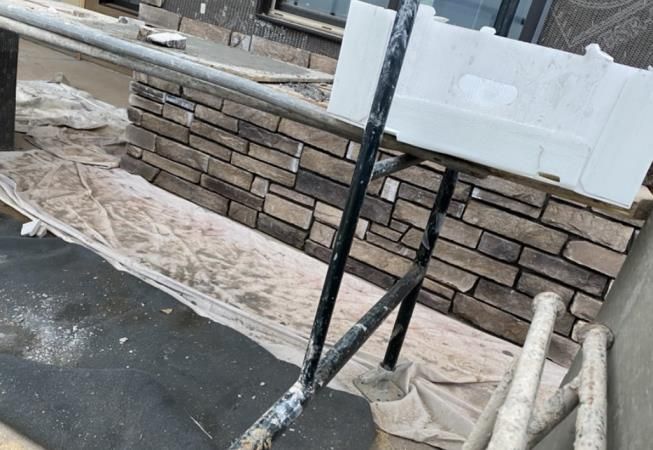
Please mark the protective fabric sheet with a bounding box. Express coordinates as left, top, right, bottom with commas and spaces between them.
15, 79, 128, 133
358, 363, 499, 449
0, 82, 568, 448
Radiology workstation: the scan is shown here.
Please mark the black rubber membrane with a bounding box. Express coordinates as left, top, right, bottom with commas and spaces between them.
0, 213, 376, 449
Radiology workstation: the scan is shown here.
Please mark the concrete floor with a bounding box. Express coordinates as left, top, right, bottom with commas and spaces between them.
17, 39, 131, 108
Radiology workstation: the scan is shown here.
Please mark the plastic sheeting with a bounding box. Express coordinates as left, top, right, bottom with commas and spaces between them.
0, 81, 568, 448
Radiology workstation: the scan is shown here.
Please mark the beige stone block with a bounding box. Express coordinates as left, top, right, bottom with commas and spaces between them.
163, 103, 193, 127
125, 124, 156, 151
399, 213, 481, 249
249, 144, 299, 173
195, 105, 238, 132
141, 113, 189, 144
570, 293, 603, 321
461, 173, 547, 207
189, 135, 231, 161
426, 260, 478, 293
477, 233, 522, 262
314, 202, 367, 239
129, 94, 163, 115
471, 187, 540, 218
349, 240, 412, 278
121, 155, 159, 182
563, 240, 626, 277
310, 222, 335, 247
516, 272, 574, 304
464, 201, 568, 254
542, 200, 634, 252
232, 154, 295, 187
279, 119, 348, 157
142, 151, 200, 183
250, 177, 269, 197
229, 202, 257, 227
269, 184, 315, 207
381, 178, 400, 202
434, 240, 518, 286
366, 232, 415, 259
156, 137, 209, 172
155, 171, 228, 214
300, 147, 354, 184
263, 194, 313, 230
222, 100, 280, 131
183, 87, 223, 110
239, 122, 302, 156
207, 158, 253, 190
519, 248, 608, 296
191, 121, 247, 153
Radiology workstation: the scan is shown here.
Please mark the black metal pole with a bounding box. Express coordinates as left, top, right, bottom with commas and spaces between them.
229, 1, 421, 448
381, 3, 519, 371
372, 154, 422, 180
493, 0, 521, 37
381, 169, 459, 370
228, 266, 424, 450
314, 264, 424, 387
0, 29, 18, 151
298, 0, 422, 390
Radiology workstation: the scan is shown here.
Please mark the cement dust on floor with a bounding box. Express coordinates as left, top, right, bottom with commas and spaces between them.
17, 39, 130, 108
0, 212, 376, 449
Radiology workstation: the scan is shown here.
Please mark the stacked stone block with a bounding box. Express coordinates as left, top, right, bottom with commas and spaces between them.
121, 73, 640, 367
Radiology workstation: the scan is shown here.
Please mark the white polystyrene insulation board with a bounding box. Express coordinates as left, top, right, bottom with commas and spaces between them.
328, 1, 653, 207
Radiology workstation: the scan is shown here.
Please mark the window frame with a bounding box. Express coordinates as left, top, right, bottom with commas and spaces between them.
257, 0, 549, 43
257, 0, 346, 41
98, 0, 140, 13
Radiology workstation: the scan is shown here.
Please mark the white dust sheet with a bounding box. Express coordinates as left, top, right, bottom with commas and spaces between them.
0, 81, 567, 449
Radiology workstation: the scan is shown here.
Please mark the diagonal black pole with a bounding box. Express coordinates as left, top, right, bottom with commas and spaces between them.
229, 0, 422, 448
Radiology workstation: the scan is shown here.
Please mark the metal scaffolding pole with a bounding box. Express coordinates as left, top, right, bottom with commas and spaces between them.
229, 0, 423, 447
0, 29, 18, 151
381, 168, 458, 370
526, 376, 580, 448
463, 359, 517, 450
487, 293, 564, 450
574, 324, 613, 450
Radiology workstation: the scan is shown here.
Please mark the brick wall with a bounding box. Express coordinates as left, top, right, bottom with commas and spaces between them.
120, 73, 643, 367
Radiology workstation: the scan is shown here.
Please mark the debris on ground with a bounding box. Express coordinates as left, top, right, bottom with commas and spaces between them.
147, 32, 187, 50
20, 219, 47, 238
